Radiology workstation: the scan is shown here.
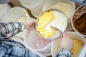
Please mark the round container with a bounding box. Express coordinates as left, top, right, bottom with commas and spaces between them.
37, 9, 68, 40
51, 32, 86, 57
71, 6, 86, 38
24, 30, 51, 56
18, 0, 44, 18
43, 0, 75, 23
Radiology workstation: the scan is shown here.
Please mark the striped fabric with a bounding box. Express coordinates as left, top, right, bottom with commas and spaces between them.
0, 22, 24, 39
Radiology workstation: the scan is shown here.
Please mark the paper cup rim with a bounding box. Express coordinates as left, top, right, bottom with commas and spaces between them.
71, 5, 86, 38
36, 9, 68, 40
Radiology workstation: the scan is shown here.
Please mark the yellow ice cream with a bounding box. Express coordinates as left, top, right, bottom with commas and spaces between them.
37, 11, 58, 38
37, 10, 67, 39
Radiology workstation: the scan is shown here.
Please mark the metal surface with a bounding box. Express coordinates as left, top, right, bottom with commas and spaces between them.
0, 0, 10, 4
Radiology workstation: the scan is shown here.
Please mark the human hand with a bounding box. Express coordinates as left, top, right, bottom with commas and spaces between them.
60, 33, 74, 51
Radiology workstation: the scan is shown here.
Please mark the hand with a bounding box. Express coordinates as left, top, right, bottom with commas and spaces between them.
24, 18, 37, 31
60, 33, 74, 51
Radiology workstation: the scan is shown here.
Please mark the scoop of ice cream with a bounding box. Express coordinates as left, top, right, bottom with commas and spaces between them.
61, 33, 74, 51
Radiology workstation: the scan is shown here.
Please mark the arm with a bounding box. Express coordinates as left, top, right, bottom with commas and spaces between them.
0, 22, 24, 39
0, 19, 37, 39
56, 49, 73, 57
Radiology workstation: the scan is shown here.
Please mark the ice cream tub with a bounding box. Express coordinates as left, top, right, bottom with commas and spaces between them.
71, 6, 86, 38
51, 32, 86, 57
36, 9, 68, 40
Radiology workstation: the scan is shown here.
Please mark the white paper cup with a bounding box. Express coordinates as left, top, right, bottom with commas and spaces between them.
24, 30, 51, 56
71, 6, 86, 38
37, 9, 68, 40
51, 32, 86, 57
43, 0, 75, 23
18, 0, 44, 18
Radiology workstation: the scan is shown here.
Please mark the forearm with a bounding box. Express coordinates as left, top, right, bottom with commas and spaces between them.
0, 22, 24, 39
56, 49, 73, 57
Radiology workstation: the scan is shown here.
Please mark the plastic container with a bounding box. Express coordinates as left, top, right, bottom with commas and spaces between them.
71, 6, 86, 38
18, 0, 44, 18
43, 0, 75, 23
51, 32, 86, 57
37, 9, 68, 40
24, 30, 51, 56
